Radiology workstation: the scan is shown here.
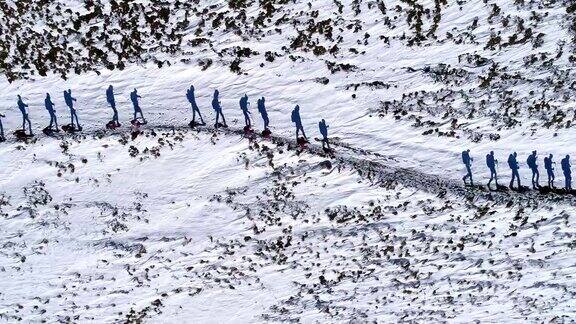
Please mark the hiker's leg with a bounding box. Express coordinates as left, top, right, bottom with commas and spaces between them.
27, 116, 32, 134
301, 126, 307, 139
198, 109, 205, 123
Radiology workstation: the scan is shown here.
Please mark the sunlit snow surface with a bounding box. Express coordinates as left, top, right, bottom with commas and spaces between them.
1, 0, 576, 322
1, 125, 575, 322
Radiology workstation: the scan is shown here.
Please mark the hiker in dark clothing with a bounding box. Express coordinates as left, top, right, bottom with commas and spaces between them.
64, 89, 81, 130
462, 149, 473, 186
17, 95, 33, 135
526, 151, 539, 189
130, 88, 146, 124
240, 94, 251, 128
486, 151, 498, 189
291, 105, 307, 142
44, 93, 59, 131
508, 152, 521, 189
258, 97, 269, 130
319, 119, 330, 149
561, 155, 572, 190
212, 89, 227, 128
186, 85, 205, 125
544, 154, 555, 188
0, 112, 5, 141
107, 85, 120, 126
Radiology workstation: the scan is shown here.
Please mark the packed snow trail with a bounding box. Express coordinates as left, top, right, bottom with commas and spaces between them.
4, 122, 576, 207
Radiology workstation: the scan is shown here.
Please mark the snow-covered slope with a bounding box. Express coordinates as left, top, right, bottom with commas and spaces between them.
2, 128, 576, 322
1, 0, 576, 322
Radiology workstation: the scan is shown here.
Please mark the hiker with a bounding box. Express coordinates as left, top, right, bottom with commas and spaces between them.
508, 152, 521, 189
462, 149, 473, 186
106, 85, 120, 126
64, 89, 81, 130
486, 151, 498, 189
544, 154, 555, 188
44, 93, 59, 131
17, 95, 33, 135
212, 89, 227, 127
257, 97, 269, 130
0, 112, 4, 141
291, 105, 307, 141
130, 88, 146, 124
186, 85, 205, 125
526, 150, 539, 189
561, 155, 572, 190
240, 94, 251, 128
319, 119, 330, 149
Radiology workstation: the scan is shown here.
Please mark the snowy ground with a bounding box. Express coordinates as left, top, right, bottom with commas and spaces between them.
1, 126, 576, 322
1, 0, 576, 322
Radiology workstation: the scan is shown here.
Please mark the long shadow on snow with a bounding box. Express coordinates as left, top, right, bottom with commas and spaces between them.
4, 123, 576, 207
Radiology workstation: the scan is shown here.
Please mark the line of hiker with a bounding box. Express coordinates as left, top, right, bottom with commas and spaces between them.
8, 88, 147, 138
462, 150, 572, 191
1, 86, 331, 150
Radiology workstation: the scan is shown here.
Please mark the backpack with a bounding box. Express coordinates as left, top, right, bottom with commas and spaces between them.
526, 155, 535, 169
486, 154, 494, 168
319, 121, 327, 136
462, 151, 470, 165
544, 157, 551, 169
562, 158, 570, 172
508, 154, 515, 169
